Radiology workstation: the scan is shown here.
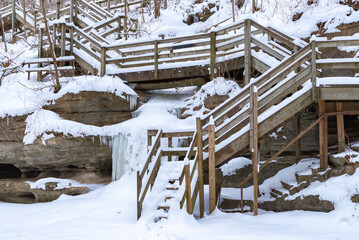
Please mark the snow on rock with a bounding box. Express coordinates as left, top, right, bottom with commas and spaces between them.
332, 149, 359, 164
220, 157, 252, 176
26, 178, 86, 190
182, 77, 241, 118
0, 75, 137, 118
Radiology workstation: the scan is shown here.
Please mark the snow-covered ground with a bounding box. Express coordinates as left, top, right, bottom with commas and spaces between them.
2, 165, 359, 240
2, 0, 359, 239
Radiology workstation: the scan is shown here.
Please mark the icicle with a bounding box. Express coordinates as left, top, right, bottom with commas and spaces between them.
127, 94, 138, 111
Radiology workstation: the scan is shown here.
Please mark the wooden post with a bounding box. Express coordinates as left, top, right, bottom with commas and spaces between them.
244, 19, 251, 85
147, 129, 152, 152
107, 0, 111, 12
184, 162, 191, 214
70, 0, 74, 23
33, 9, 37, 31
295, 114, 301, 163
117, 19, 121, 39
196, 117, 204, 218
167, 137, 172, 161
319, 100, 328, 170
70, 26, 74, 55
100, 46, 107, 77
164, 0, 167, 9
250, 84, 258, 216
60, 23, 66, 57
311, 40, 319, 100
208, 117, 216, 214
37, 27, 43, 82
124, 0, 128, 40
137, 170, 141, 220
252, 0, 256, 13
336, 102, 345, 153
210, 31, 216, 80
56, 0, 60, 19
154, 40, 159, 80
12, 0, 16, 43
22, 0, 26, 36
232, 0, 236, 33
53, 23, 57, 52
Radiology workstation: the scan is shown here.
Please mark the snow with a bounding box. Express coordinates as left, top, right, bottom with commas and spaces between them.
220, 157, 252, 176
318, 77, 359, 86
182, 77, 241, 118
26, 178, 91, 190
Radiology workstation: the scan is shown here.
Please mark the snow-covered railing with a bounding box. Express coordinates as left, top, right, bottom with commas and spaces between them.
137, 129, 196, 219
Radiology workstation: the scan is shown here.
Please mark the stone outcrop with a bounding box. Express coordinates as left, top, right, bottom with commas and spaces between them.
44, 91, 141, 126
0, 91, 144, 185
0, 180, 89, 204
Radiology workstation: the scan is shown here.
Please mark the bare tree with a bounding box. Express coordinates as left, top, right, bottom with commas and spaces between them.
40, 0, 61, 92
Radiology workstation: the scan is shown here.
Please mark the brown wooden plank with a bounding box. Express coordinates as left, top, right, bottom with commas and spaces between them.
208, 123, 216, 214
336, 102, 345, 153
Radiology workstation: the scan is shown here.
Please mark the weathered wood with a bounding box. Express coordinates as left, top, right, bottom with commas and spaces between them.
60, 23, 66, 57
210, 31, 216, 80
319, 100, 328, 169
244, 18, 251, 85
147, 129, 153, 152
311, 41, 319, 100
140, 130, 162, 179
70, 26, 74, 55
196, 117, 204, 218
70, 0, 74, 22
319, 85, 358, 100
167, 137, 172, 161
154, 40, 158, 80
11, 0, 15, 43
100, 46, 106, 77
184, 163, 191, 214
250, 85, 259, 216
336, 102, 345, 153
137, 170, 142, 219
208, 121, 216, 214
124, 0, 128, 40
295, 114, 301, 163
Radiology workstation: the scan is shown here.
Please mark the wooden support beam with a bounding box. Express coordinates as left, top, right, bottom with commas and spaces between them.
336, 102, 345, 153
37, 27, 43, 82
154, 40, 159, 80
210, 31, 216, 80
100, 46, 106, 76
136, 170, 141, 220
250, 84, 259, 216
311, 40, 319, 100
60, 23, 66, 57
56, 0, 60, 19
147, 129, 153, 152
295, 114, 301, 163
70, 0, 74, 23
167, 137, 172, 161
124, 0, 128, 40
244, 19, 251, 85
184, 163, 191, 214
196, 117, 205, 218
208, 118, 216, 214
319, 100, 328, 169
70, 26, 74, 55
12, 0, 15, 43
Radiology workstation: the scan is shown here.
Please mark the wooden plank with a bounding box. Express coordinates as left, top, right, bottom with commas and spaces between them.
251, 36, 286, 60
250, 85, 259, 216
196, 118, 204, 218
208, 121, 216, 214
317, 61, 359, 69
100, 46, 106, 77
316, 39, 359, 48
140, 130, 162, 179
137, 171, 142, 219
154, 40, 158, 80
336, 102, 345, 153
320, 88, 359, 100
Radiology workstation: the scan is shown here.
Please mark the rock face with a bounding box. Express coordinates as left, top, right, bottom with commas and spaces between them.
0, 91, 143, 185
220, 195, 334, 213
0, 180, 89, 204
184, 2, 218, 25
44, 91, 140, 126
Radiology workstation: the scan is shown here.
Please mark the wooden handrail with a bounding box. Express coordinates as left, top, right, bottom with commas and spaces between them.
140, 129, 162, 179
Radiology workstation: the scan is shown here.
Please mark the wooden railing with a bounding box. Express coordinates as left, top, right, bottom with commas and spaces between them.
99, 18, 303, 77
136, 129, 195, 219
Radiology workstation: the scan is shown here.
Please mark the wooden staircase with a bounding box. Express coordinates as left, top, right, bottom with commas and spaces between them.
136, 29, 359, 220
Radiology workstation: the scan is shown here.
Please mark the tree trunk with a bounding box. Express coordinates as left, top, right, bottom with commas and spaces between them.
40, 0, 61, 92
